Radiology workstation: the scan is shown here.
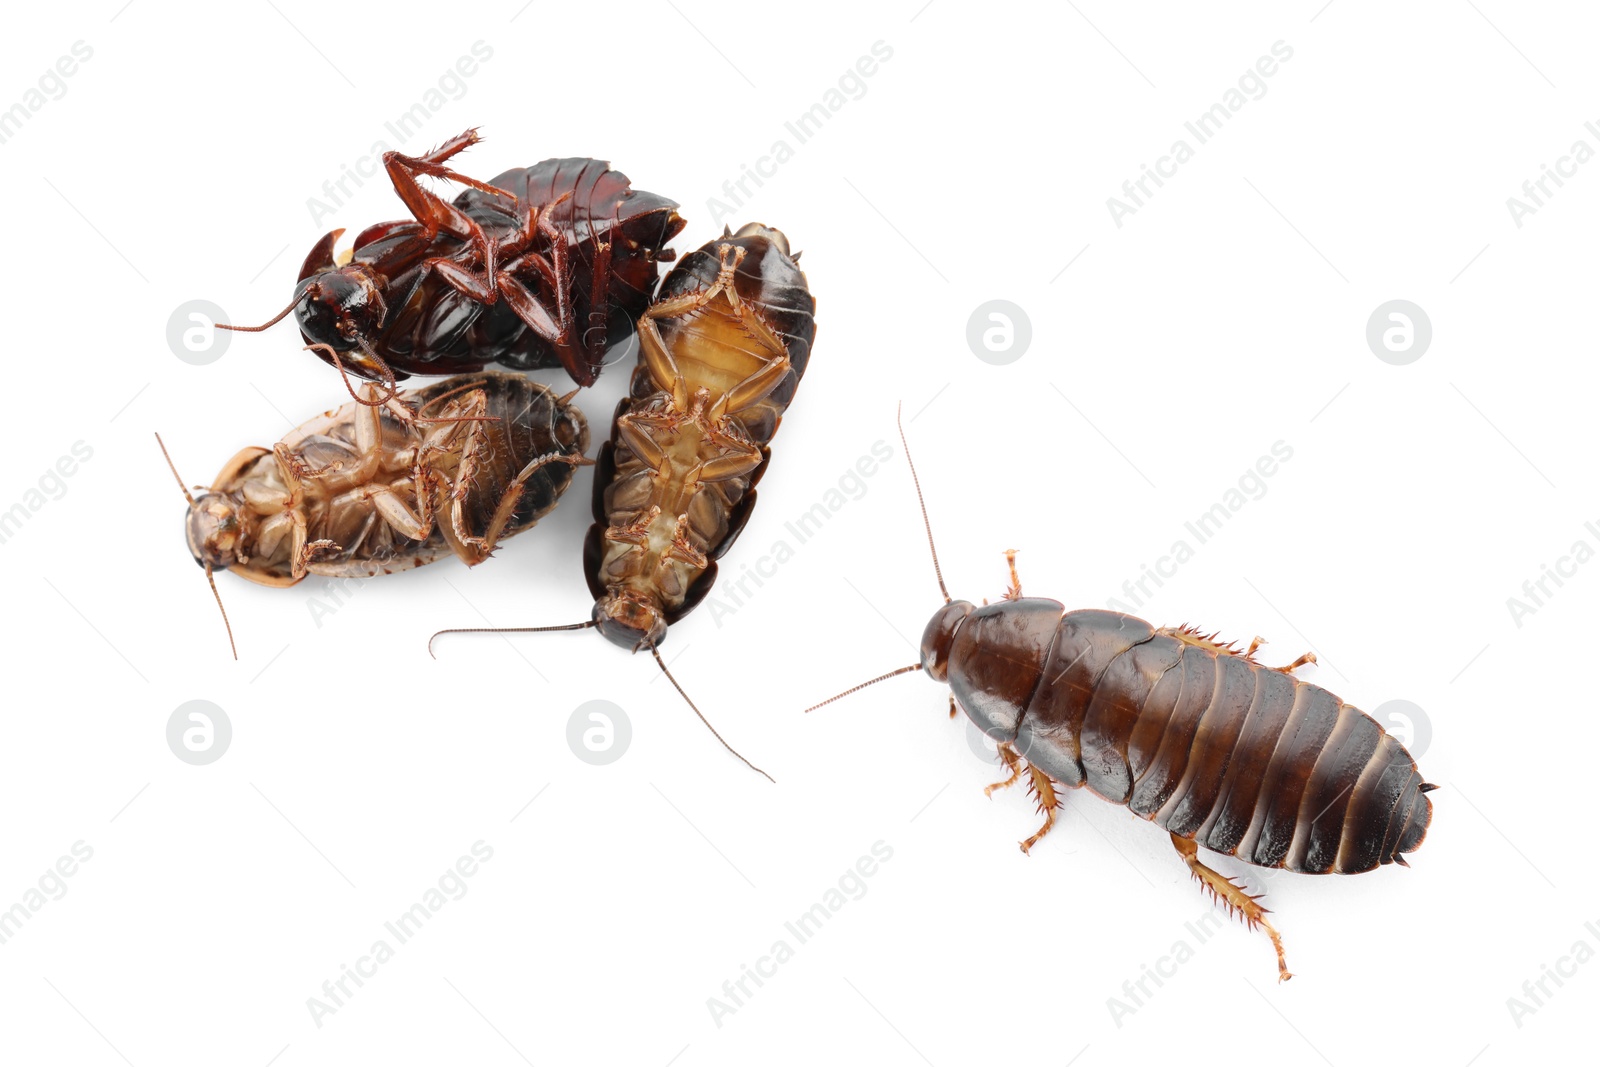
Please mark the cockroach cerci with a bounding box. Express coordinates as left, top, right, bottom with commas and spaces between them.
159, 371, 589, 658
805, 412, 1436, 981
220, 129, 685, 393
432, 224, 817, 781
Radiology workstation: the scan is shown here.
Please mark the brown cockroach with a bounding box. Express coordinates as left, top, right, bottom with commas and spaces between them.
219, 129, 684, 395
159, 371, 589, 658
431, 224, 817, 781
805, 412, 1436, 981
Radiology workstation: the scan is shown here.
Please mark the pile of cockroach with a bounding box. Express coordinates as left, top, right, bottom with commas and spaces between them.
166, 128, 1431, 982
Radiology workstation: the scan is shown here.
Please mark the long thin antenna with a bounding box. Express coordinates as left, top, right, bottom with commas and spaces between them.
804, 664, 922, 713
428, 620, 595, 658
205, 564, 238, 660
154, 432, 197, 507
215, 297, 299, 333
157, 434, 237, 660
898, 401, 949, 603
651, 646, 774, 783
303, 341, 400, 408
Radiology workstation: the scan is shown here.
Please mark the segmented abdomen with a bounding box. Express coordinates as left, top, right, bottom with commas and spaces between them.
953, 604, 1431, 874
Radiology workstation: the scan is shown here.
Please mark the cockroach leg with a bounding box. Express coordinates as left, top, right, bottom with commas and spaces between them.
368, 481, 431, 542
468, 450, 592, 559
496, 270, 580, 378
381, 135, 502, 274
984, 742, 1025, 797
692, 447, 764, 485
710, 347, 792, 422
534, 197, 577, 343
1002, 549, 1023, 601
948, 694, 959, 719
1244, 636, 1265, 659
1276, 651, 1318, 673
422, 256, 500, 303
294, 538, 340, 578
616, 411, 671, 470
273, 441, 340, 481
270, 443, 312, 575
583, 199, 623, 356
1170, 833, 1293, 982
1019, 765, 1062, 854
605, 505, 662, 546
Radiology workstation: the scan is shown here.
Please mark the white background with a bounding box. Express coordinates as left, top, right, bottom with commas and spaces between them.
0, 2, 1593, 1064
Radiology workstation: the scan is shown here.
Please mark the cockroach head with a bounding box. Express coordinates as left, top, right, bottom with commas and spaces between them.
919, 600, 973, 682
294, 265, 386, 353
185, 492, 244, 571
592, 591, 669, 651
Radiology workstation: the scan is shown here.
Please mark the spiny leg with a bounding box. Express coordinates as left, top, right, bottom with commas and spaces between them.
1169, 833, 1292, 982
466, 450, 591, 560
984, 741, 1025, 797
271, 443, 313, 577
382, 148, 498, 281
660, 513, 709, 570
1019, 766, 1062, 854
583, 198, 623, 357
294, 538, 339, 576
1002, 549, 1022, 601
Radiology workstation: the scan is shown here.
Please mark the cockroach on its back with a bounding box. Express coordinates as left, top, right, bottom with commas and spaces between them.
585, 223, 816, 649
220, 129, 685, 393
159, 371, 589, 658
432, 224, 817, 781
805, 412, 1436, 981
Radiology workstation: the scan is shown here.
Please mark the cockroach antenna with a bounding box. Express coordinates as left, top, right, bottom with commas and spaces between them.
649, 645, 774, 783
218, 286, 400, 409
803, 664, 922, 713
898, 401, 950, 603
215, 295, 299, 334
426, 620, 773, 781
426, 620, 597, 658
155, 433, 238, 661
804, 407, 951, 713
302, 340, 400, 408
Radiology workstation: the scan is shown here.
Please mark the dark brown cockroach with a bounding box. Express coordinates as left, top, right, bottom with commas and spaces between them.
220, 129, 685, 394
805, 413, 1435, 981
158, 371, 589, 658
431, 224, 817, 780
